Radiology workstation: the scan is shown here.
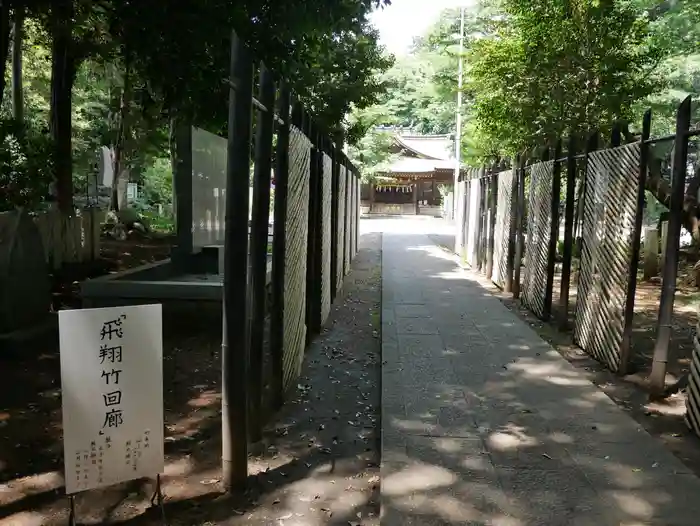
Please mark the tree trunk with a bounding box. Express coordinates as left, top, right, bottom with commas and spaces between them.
11, 5, 23, 123
169, 114, 178, 218
645, 158, 700, 244
0, 1, 11, 107
621, 121, 700, 245
573, 165, 584, 241
111, 52, 132, 212
49, 0, 76, 214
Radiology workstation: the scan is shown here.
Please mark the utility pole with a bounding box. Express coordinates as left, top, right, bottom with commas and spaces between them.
453, 6, 465, 221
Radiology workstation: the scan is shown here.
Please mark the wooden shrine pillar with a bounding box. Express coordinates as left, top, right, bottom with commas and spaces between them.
413, 180, 419, 215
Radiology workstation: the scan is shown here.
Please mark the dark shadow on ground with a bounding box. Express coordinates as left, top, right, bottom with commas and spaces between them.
381, 230, 700, 525
427, 227, 700, 479
0, 232, 381, 526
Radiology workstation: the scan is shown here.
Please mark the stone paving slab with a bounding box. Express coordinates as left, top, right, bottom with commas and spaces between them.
380, 230, 700, 526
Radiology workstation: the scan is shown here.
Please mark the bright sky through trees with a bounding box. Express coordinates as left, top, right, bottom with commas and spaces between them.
369, 0, 475, 55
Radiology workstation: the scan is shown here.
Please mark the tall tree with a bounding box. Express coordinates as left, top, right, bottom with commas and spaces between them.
11, 5, 23, 122
49, 0, 75, 212
465, 0, 663, 156
111, 0, 392, 134
0, 1, 12, 107
2, 0, 394, 211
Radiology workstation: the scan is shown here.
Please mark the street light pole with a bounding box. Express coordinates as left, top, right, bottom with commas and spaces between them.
453, 6, 465, 221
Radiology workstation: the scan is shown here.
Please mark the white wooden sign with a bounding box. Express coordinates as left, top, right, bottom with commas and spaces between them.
59, 304, 164, 494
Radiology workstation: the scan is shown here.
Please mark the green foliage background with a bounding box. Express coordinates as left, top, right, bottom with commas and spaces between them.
348, 0, 700, 182
0, 0, 394, 212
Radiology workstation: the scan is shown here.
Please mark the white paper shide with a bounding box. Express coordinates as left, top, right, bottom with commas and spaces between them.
59, 304, 164, 494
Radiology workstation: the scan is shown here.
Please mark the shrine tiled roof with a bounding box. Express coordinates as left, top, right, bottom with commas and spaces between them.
386, 157, 455, 174
393, 134, 453, 161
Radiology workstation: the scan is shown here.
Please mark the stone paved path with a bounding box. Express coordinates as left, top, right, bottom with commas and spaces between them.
380, 225, 700, 526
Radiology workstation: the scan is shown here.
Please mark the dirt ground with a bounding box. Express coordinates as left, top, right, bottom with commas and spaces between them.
0, 232, 381, 525
47, 234, 175, 312
7, 224, 700, 522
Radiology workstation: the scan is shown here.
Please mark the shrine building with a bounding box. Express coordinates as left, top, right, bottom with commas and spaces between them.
360, 133, 464, 216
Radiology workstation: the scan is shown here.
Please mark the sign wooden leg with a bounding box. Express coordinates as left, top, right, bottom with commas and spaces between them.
150, 474, 167, 525
68, 495, 77, 526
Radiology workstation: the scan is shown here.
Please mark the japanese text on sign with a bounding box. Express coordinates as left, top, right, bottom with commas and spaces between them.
100, 314, 126, 431
59, 304, 164, 494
